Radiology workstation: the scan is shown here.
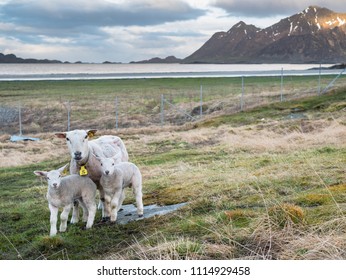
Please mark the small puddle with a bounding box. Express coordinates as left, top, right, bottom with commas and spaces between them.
116, 202, 188, 225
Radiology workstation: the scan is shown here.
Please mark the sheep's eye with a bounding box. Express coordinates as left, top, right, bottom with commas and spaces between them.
47, 177, 50, 180
101, 163, 103, 166
84, 135, 88, 139
66, 137, 70, 142
112, 163, 114, 166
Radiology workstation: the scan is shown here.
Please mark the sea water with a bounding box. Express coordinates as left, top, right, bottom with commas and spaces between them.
0, 63, 338, 81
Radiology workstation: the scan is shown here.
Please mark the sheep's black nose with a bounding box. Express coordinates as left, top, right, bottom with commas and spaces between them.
74, 151, 82, 160
105, 170, 109, 175
53, 183, 58, 188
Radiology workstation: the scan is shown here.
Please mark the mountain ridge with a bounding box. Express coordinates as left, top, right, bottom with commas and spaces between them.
0, 53, 63, 64
130, 56, 182, 64
183, 6, 346, 64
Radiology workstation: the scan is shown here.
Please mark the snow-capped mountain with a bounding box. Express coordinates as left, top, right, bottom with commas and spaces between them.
183, 6, 346, 63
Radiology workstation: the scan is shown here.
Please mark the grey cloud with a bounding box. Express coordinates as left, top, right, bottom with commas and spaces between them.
1, 0, 205, 30
213, 0, 346, 18
0, 0, 206, 63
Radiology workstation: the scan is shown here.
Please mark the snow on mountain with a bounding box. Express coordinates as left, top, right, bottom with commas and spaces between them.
183, 6, 346, 64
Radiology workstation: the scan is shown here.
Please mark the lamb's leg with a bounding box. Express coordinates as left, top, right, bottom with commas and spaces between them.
70, 200, 80, 224
49, 203, 59, 237
117, 190, 125, 212
79, 200, 89, 222
110, 189, 123, 222
59, 204, 72, 233
85, 202, 96, 229
103, 194, 112, 221
133, 184, 144, 217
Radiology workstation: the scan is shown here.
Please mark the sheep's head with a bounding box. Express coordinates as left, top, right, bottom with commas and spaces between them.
34, 164, 68, 189
98, 157, 116, 176
55, 129, 97, 163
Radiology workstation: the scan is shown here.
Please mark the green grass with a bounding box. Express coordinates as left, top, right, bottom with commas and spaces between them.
1, 78, 346, 260
198, 89, 346, 127
0, 75, 342, 103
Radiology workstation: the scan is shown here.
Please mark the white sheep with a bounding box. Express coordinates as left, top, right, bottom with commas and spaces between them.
34, 164, 97, 237
97, 156, 144, 222
55, 129, 128, 220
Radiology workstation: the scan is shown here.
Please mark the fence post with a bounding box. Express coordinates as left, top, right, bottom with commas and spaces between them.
161, 94, 164, 126
18, 103, 22, 136
318, 64, 321, 95
63, 101, 71, 131
115, 97, 118, 130
241, 76, 244, 111
200, 85, 203, 118
280, 67, 284, 102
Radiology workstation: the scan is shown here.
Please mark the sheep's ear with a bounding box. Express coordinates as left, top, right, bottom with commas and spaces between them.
34, 171, 48, 178
113, 152, 122, 163
87, 129, 97, 138
92, 153, 101, 161
58, 164, 69, 175
55, 132, 67, 139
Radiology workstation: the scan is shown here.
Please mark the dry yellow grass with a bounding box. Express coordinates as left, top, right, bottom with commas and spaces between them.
0, 133, 70, 168
1, 115, 345, 168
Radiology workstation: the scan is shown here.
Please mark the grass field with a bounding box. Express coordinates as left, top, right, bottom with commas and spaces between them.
0, 77, 345, 260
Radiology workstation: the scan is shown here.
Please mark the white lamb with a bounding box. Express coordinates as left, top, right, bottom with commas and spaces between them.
97, 157, 144, 222
34, 164, 97, 237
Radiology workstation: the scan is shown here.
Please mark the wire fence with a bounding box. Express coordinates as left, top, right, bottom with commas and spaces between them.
1, 70, 345, 136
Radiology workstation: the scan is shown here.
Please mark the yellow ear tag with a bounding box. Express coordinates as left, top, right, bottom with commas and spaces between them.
87, 131, 95, 138
62, 168, 69, 176
80, 165, 88, 176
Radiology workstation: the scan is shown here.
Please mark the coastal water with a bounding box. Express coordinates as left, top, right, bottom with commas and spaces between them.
0, 63, 340, 81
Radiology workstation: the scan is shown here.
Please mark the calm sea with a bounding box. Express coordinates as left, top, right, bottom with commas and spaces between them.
0, 63, 339, 81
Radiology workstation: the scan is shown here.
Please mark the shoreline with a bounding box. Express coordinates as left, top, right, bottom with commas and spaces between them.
0, 69, 343, 81
0, 63, 341, 81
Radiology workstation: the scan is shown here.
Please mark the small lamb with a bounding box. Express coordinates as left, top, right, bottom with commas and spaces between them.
34, 164, 97, 237
97, 157, 144, 223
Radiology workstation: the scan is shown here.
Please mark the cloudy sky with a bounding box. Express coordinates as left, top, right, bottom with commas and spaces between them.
0, 0, 345, 63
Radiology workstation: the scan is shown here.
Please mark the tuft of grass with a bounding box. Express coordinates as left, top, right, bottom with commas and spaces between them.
37, 236, 65, 250
268, 203, 305, 228
222, 209, 255, 228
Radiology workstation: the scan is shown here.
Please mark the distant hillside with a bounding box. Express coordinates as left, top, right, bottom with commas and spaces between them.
131, 56, 182, 64
183, 6, 346, 64
0, 53, 63, 63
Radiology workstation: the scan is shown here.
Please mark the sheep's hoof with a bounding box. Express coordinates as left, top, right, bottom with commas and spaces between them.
101, 217, 110, 223
138, 214, 144, 218
81, 225, 87, 230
